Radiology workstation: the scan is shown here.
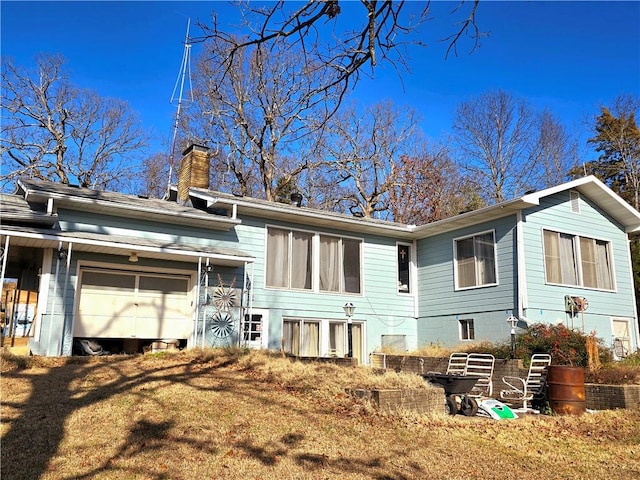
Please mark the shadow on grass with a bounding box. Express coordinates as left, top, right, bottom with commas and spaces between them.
0, 352, 427, 480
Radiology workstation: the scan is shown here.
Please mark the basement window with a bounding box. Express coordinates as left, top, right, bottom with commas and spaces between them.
459, 319, 475, 341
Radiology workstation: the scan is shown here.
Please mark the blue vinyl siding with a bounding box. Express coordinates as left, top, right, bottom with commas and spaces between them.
241, 217, 418, 352
415, 215, 518, 346
521, 191, 636, 338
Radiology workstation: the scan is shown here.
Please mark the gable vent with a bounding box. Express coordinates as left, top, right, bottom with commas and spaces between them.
570, 191, 580, 213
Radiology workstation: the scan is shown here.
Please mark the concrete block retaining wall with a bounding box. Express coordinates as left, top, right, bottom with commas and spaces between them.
372, 354, 639, 411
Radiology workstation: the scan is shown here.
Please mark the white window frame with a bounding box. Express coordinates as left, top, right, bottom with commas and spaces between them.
282, 317, 320, 357
242, 308, 269, 349
453, 229, 498, 290
265, 226, 363, 295
265, 226, 314, 291
396, 242, 413, 295
611, 317, 633, 359
542, 229, 616, 291
459, 318, 475, 341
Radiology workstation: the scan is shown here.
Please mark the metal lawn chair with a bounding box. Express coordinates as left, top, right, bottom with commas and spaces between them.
464, 353, 495, 397
500, 353, 551, 412
446, 352, 468, 375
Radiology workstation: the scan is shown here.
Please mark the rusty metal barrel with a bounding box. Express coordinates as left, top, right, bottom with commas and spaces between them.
547, 365, 586, 415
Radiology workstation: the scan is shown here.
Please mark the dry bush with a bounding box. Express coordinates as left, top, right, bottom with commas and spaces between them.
585, 363, 640, 385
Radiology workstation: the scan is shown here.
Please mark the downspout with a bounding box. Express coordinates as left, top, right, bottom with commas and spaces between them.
58, 243, 72, 355
627, 238, 640, 350
516, 211, 531, 326
412, 239, 419, 319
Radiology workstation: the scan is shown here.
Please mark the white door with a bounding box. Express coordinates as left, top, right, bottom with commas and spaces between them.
75, 269, 191, 339
242, 309, 269, 349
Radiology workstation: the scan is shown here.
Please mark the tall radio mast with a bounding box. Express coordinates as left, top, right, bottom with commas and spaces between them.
167, 18, 194, 193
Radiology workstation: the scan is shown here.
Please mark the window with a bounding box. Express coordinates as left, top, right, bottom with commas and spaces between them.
454, 231, 497, 289
397, 244, 411, 293
266, 228, 312, 290
243, 313, 263, 342
266, 227, 362, 294
328, 322, 346, 357
612, 318, 631, 359
319, 235, 361, 293
543, 230, 613, 290
459, 319, 475, 340
282, 319, 319, 357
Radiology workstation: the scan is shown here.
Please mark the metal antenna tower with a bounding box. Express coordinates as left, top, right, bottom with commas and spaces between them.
167, 18, 194, 193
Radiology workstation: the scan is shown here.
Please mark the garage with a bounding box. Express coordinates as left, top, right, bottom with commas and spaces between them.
75, 268, 193, 341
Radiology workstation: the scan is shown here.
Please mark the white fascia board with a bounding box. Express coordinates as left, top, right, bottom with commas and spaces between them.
22, 190, 240, 230
0, 228, 254, 264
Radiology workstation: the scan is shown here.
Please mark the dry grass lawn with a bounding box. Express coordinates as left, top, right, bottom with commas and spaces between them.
1, 349, 639, 480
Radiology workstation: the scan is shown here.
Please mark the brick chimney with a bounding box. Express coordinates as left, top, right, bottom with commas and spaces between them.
177, 144, 209, 204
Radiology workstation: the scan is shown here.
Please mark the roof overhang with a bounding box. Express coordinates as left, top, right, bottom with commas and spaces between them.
521, 176, 640, 235
412, 176, 640, 238
17, 179, 241, 231
0, 226, 254, 267
411, 197, 536, 238
186, 187, 416, 239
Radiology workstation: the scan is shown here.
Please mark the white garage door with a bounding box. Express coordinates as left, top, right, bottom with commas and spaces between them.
75, 269, 192, 339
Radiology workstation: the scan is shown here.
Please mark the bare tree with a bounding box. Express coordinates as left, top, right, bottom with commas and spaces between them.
452, 89, 576, 203
139, 152, 172, 198
317, 101, 419, 219
1, 54, 148, 190
389, 147, 475, 224
183, 36, 337, 200
197, 1, 483, 118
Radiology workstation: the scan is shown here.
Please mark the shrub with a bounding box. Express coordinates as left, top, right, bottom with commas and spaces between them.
584, 363, 640, 384
514, 323, 610, 367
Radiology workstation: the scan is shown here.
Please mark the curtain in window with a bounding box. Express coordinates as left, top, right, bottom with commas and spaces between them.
456, 237, 476, 288
301, 322, 319, 357
559, 233, 578, 285
291, 232, 312, 289
351, 323, 363, 365
544, 230, 561, 283
329, 322, 346, 357
475, 233, 496, 285
320, 236, 340, 291
266, 228, 289, 288
282, 320, 300, 355
342, 238, 361, 293
580, 237, 597, 288
595, 240, 613, 290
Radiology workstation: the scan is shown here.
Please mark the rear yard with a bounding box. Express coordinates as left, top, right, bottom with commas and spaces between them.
1, 349, 639, 480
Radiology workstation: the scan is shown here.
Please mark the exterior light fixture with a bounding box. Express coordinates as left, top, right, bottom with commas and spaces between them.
343, 302, 355, 358
343, 302, 355, 320
128, 252, 139, 263
507, 314, 519, 359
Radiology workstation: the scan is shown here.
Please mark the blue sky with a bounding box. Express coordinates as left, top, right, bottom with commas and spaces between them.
2, 1, 639, 161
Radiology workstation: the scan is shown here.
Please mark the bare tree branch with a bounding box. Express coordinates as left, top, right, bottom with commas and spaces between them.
1, 54, 149, 191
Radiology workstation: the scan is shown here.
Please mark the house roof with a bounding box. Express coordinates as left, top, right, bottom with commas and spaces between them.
8, 176, 639, 249
188, 176, 640, 239
411, 176, 640, 237
16, 178, 241, 231
185, 187, 416, 239
0, 193, 58, 226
